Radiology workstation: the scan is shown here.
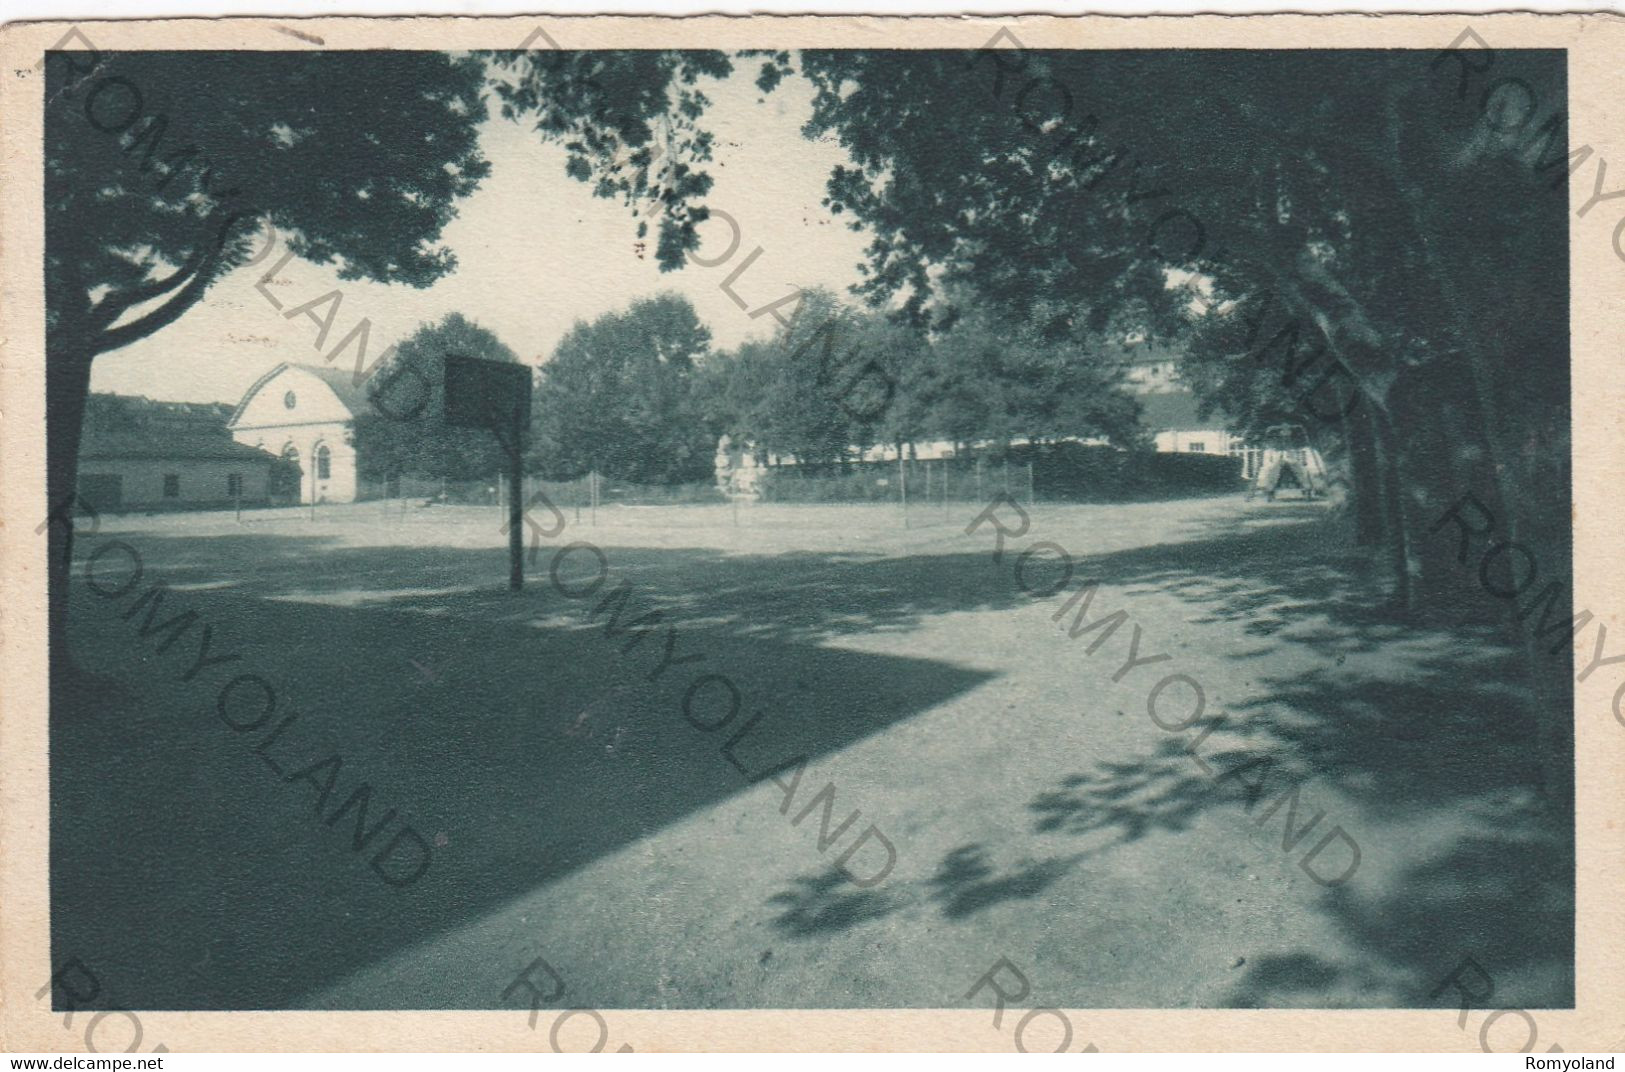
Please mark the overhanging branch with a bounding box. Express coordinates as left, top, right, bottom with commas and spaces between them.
92, 249, 223, 356
87, 247, 209, 333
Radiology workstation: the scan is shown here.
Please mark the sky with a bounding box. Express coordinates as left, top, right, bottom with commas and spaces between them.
89, 58, 873, 405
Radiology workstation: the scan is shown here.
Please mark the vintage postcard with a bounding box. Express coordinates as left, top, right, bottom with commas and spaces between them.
1, 11, 1623, 1054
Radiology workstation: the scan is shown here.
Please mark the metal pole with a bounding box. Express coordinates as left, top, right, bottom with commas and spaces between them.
508, 423, 524, 591
900, 453, 909, 529
591, 469, 598, 526
1028, 461, 1035, 505
976, 456, 984, 502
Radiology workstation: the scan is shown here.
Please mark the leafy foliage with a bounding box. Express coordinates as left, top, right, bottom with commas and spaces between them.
530, 293, 716, 483
46, 50, 492, 355
485, 48, 734, 270
352, 313, 524, 482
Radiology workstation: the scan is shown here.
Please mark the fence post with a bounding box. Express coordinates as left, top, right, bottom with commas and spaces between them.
1027, 461, 1035, 505
976, 456, 984, 502
900, 453, 909, 529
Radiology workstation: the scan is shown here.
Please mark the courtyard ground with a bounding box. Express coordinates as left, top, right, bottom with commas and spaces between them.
53, 494, 1572, 1016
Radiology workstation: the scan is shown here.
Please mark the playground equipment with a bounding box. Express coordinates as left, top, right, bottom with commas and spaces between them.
714, 434, 765, 502
1247, 424, 1328, 501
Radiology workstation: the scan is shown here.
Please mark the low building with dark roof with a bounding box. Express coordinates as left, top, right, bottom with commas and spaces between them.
78, 393, 279, 510
1118, 348, 1263, 479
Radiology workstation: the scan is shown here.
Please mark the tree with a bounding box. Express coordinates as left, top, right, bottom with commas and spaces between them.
775, 46, 1570, 799
498, 46, 1571, 798
531, 293, 715, 484
351, 313, 523, 484
916, 310, 1144, 455
783, 47, 1568, 617
46, 49, 491, 666
700, 289, 904, 465
486, 48, 735, 270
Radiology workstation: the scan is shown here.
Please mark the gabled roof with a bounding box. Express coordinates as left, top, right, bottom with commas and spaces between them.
1136, 389, 1230, 432
81, 392, 278, 462
80, 431, 278, 463
228, 362, 373, 427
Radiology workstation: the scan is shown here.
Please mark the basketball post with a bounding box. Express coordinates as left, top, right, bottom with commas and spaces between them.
444, 353, 533, 592
899, 453, 908, 529
507, 417, 523, 590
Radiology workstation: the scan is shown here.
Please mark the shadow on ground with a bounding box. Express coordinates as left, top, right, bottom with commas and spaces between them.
54, 531, 1010, 1009
1013, 504, 1575, 1008
51, 500, 1574, 1009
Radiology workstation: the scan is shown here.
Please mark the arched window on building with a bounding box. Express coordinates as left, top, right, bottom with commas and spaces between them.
316, 444, 332, 481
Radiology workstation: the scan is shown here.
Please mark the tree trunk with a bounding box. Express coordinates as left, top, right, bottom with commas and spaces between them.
1340, 401, 1384, 547
46, 331, 94, 690
1365, 409, 1412, 612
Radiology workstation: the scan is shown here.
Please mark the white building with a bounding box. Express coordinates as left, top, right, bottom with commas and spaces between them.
228, 363, 366, 504
1120, 350, 1268, 480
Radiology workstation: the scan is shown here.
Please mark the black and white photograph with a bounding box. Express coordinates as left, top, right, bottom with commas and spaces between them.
4, 10, 1623, 1056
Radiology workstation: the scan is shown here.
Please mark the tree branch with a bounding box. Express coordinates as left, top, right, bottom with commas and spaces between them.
87, 247, 208, 333
91, 249, 222, 356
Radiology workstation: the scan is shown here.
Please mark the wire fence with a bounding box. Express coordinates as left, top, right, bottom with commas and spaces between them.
248, 449, 1241, 528
353, 459, 1029, 518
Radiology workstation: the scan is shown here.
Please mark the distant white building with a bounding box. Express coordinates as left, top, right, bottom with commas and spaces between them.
228, 363, 367, 504
1120, 349, 1265, 480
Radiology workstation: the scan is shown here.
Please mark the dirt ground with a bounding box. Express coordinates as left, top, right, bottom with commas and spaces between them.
54, 494, 1573, 1014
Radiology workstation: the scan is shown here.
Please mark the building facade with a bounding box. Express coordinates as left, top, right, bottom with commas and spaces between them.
78, 394, 277, 510
1121, 348, 1270, 481
228, 363, 367, 504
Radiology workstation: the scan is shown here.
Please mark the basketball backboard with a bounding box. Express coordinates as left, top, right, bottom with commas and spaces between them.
443, 354, 532, 431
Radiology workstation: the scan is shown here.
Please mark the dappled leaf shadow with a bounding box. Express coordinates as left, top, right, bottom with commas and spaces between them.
1028, 736, 1285, 845
767, 867, 903, 938
925, 844, 1082, 920
1218, 823, 1573, 1009
1018, 504, 1573, 1008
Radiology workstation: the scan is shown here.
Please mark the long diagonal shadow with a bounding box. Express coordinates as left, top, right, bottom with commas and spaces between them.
55, 530, 1002, 1009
